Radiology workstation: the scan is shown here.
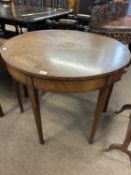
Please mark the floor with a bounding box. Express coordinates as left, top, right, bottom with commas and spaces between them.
0, 45, 131, 174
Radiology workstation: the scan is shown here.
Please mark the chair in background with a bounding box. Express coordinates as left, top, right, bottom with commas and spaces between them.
88, 1, 129, 44
71, 1, 130, 39
72, 0, 102, 28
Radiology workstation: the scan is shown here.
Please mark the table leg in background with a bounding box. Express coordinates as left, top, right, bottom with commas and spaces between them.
23, 85, 28, 97
0, 104, 4, 117
13, 79, 24, 113
103, 83, 114, 112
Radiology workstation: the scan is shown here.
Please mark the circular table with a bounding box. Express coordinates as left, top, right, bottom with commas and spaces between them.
1, 30, 130, 144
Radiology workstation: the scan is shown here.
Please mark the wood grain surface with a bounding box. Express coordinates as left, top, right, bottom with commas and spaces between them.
1, 30, 130, 80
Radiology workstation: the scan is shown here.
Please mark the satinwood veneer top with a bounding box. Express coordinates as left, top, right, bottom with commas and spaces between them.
1, 30, 130, 80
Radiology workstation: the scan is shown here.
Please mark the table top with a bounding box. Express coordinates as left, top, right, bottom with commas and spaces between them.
0, 3, 72, 24
1, 30, 131, 80
100, 15, 131, 30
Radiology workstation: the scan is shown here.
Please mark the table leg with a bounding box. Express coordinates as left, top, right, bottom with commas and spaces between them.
103, 84, 114, 112
0, 104, 4, 117
13, 80, 24, 113
23, 85, 28, 98
26, 77, 44, 144
128, 43, 131, 53
88, 85, 109, 144
106, 113, 131, 162
15, 25, 20, 34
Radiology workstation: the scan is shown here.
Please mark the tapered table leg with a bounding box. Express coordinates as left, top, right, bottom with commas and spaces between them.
103, 84, 114, 112
0, 104, 4, 117
88, 85, 109, 144
13, 80, 24, 113
128, 43, 131, 53
106, 113, 131, 162
23, 85, 28, 98
26, 76, 44, 144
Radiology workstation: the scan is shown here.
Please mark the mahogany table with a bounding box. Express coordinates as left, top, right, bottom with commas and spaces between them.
1, 30, 131, 144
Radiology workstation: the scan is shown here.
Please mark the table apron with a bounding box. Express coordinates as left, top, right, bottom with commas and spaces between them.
7, 65, 125, 93
33, 77, 106, 92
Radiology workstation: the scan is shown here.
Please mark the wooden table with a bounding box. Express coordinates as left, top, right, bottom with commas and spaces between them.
1, 30, 130, 144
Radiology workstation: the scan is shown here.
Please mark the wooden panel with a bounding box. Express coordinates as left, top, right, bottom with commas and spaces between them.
33, 76, 107, 92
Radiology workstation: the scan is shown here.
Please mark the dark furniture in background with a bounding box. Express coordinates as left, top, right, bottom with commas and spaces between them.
88, 1, 129, 44
0, 0, 72, 32
79, 0, 101, 15
15, 0, 68, 9
0, 0, 115, 31
56, 0, 114, 30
